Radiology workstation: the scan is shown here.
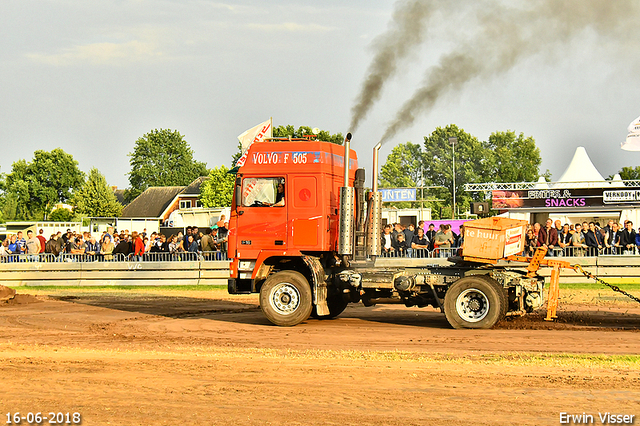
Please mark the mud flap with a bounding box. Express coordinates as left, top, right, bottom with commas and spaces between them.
302, 256, 329, 316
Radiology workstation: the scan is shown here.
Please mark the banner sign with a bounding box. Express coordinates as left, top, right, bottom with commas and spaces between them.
492, 187, 640, 210
380, 188, 417, 202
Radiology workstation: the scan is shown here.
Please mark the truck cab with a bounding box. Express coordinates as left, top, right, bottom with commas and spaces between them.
228, 140, 358, 323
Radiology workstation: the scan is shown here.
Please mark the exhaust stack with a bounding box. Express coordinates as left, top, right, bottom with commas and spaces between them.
338, 133, 355, 256
367, 143, 382, 258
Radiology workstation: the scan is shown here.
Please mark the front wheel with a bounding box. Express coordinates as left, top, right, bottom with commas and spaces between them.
444, 276, 504, 329
260, 271, 313, 326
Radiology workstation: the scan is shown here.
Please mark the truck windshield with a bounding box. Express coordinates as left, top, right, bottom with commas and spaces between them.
242, 178, 282, 207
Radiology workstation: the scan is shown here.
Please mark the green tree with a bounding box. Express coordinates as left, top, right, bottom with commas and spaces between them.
272, 125, 344, 145
1, 149, 84, 221
379, 142, 425, 209
423, 125, 491, 218
200, 165, 235, 207
49, 207, 74, 222
231, 125, 345, 166
73, 168, 123, 218
610, 166, 640, 180
485, 131, 543, 182
127, 129, 208, 202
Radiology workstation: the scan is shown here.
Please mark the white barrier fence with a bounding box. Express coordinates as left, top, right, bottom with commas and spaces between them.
3, 255, 640, 286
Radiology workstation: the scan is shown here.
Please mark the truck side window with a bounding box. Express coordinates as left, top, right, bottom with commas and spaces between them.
242, 177, 285, 207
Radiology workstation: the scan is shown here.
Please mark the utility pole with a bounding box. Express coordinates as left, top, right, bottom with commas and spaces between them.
449, 137, 458, 219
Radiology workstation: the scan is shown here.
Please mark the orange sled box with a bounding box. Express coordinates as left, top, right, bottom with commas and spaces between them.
462, 217, 528, 263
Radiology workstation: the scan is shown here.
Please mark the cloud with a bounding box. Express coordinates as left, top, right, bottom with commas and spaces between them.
246, 22, 334, 33
25, 39, 165, 66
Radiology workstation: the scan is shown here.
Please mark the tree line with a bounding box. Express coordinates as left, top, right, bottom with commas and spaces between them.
2, 123, 633, 222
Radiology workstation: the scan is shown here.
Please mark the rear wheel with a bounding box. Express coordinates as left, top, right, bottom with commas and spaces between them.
444, 276, 504, 329
260, 271, 313, 326
475, 275, 508, 319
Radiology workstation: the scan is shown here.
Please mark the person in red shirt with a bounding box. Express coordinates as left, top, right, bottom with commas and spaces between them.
37, 229, 47, 254
131, 231, 145, 260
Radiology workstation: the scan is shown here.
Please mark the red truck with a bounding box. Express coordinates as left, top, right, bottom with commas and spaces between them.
228, 134, 545, 329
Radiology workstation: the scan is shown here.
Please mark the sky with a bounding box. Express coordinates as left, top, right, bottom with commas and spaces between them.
1, 0, 639, 190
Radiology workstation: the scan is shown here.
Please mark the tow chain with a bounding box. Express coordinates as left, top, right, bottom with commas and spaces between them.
573, 264, 640, 304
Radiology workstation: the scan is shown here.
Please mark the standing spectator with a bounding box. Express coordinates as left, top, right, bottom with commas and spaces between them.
217, 222, 229, 254
391, 223, 404, 243
558, 224, 572, 255
25, 230, 41, 261
532, 223, 542, 242
37, 229, 47, 254
100, 235, 115, 261
606, 222, 623, 255
584, 222, 603, 256
425, 223, 436, 251
113, 235, 131, 257
525, 228, 538, 256
411, 227, 429, 258
554, 220, 563, 237
62, 229, 72, 245
186, 235, 199, 253
392, 233, 409, 257
403, 224, 415, 247
0, 239, 9, 260
381, 224, 393, 256
200, 228, 216, 252
216, 215, 226, 228
603, 220, 615, 237
7, 235, 19, 257
538, 219, 559, 256
183, 227, 193, 251
132, 231, 145, 260
16, 231, 26, 254
158, 234, 169, 252
85, 235, 100, 260
570, 223, 587, 256
621, 221, 637, 254
433, 225, 454, 257
45, 234, 61, 257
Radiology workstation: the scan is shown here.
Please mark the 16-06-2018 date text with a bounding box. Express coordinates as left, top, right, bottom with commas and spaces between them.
6, 412, 81, 424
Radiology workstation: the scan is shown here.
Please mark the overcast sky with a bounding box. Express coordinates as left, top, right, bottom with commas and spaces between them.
1, 0, 639, 190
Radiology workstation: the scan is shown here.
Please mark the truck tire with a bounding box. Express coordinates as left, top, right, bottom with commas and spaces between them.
444, 276, 504, 329
475, 275, 508, 319
311, 294, 349, 319
260, 271, 313, 326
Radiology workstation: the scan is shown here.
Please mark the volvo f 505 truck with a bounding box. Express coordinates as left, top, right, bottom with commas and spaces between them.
227, 134, 545, 329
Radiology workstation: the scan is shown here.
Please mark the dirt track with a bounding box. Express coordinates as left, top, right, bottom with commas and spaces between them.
1, 289, 639, 425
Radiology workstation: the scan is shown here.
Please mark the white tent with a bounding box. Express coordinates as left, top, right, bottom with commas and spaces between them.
554, 146, 606, 188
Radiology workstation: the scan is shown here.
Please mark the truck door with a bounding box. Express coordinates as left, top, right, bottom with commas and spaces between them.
235, 177, 287, 256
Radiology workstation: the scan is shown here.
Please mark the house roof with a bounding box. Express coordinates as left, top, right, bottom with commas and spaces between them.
120, 176, 209, 219
113, 189, 126, 205
181, 176, 209, 196
121, 186, 185, 218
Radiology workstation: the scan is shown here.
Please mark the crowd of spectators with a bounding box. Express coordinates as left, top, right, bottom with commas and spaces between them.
380, 218, 640, 259
525, 218, 640, 257
0, 219, 230, 262
381, 221, 463, 258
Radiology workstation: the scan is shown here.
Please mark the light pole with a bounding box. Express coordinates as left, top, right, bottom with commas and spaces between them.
449, 137, 458, 219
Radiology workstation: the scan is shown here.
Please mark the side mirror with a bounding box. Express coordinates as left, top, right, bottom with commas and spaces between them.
235, 179, 242, 207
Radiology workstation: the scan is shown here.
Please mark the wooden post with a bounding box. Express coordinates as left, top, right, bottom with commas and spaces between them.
545, 264, 561, 321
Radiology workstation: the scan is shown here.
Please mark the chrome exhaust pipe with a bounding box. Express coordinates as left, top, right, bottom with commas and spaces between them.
338, 133, 354, 256
367, 143, 382, 258
372, 142, 381, 192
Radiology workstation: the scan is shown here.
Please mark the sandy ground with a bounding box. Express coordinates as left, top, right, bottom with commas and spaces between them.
1, 287, 639, 426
